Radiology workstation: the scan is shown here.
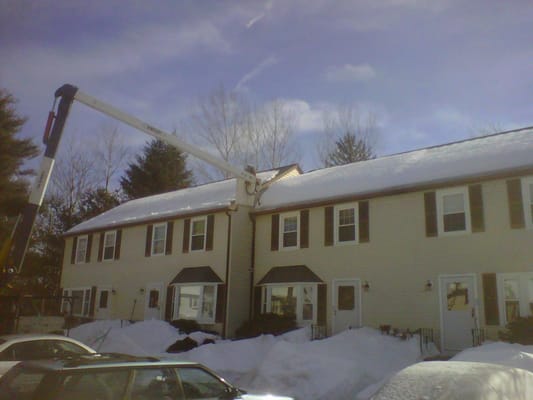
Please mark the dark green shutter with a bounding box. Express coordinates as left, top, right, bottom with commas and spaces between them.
165, 286, 174, 322
253, 286, 263, 318
215, 284, 226, 323
206, 215, 215, 251
89, 286, 97, 317
85, 234, 93, 263
70, 237, 78, 264
424, 192, 438, 237
300, 210, 309, 248
165, 221, 173, 255
271, 214, 279, 251
324, 207, 334, 246
317, 284, 327, 327
115, 230, 122, 260
359, 201, 370, 243
482, 273, 500, 326
182, 219, 190, 253
469, 184, 485, 233
97, 233, 104, 262
507, 179, 525, 229
145, 225, 153, 257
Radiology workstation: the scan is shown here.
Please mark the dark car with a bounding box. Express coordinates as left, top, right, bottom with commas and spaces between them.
0, 353, 293, 400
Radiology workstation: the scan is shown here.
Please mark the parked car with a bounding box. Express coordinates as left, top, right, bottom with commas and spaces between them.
371, 361, 533, 400
0, 333, 96, 377
0, 352, 293, 400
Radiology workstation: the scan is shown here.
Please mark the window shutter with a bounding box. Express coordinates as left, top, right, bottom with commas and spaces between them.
469, 184, 485, 233
165, 222, 173, 255
300, 210, 309, 248
271, 214, 279, 251
507, 179, 525, 229
424, 192, 438, 237
359, 201, 370, 243
324, 207, 334, 246
182, 219, 190, 253
89, 286, 97, 317
253, 286, 263, 318
317, 284, 327, 327
482, 273, 500, 326
165, 286, 174, 322
70, 237, 78, 264
97, 233, 104, 262
85, 234, 93, 263
145, 225, 153, 257
206, 215, 215, 251
115, 230, 122, 260
215, 284, 226, 323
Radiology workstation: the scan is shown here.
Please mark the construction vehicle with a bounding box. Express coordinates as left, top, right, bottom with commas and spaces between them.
1, 84, 261, 283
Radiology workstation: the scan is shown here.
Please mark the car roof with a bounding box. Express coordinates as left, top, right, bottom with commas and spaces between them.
16, 353, 200, 372
0, 333, 96, 352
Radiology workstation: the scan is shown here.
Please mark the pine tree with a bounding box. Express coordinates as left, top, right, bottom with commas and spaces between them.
120, 139, 193, 200
325, 132, 375, 167
0, 89, 39, 243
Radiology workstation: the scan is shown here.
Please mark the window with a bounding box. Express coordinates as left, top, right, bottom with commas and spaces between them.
130, 368, 178, 400
61, 287, 92, 317
335, 203, 358, 244
176, 367, 228, 399
75, 235, 88, 264
152, 223, 167, 255
280, 212, 299, 249
103, 231, 116, 260
436, 187, 471, 235
498, 273, 533, 325
523, 177, 533, 229
173, 284, 217, 323
99, 291, 109, 309
262, 284, 317, 326
190, 217, 207, 251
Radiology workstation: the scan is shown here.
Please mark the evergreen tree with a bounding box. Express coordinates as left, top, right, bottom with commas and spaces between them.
120, 139, 193, 200
0, 89, 39, 244
325, 132, 375, 167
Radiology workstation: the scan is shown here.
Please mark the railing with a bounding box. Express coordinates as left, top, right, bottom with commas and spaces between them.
311, 324, 326, 340
472, 328, 485, 347
417, 328, 435, 354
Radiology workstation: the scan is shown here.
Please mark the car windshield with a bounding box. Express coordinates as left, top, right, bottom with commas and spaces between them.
0, 367, 47, 400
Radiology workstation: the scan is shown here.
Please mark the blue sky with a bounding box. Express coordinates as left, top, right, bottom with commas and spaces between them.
1, 0, 532, 173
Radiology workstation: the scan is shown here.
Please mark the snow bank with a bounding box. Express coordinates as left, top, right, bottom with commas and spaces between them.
452, 342, 533, 373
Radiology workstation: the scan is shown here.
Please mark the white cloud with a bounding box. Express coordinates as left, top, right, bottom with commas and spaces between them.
325, 64, 376, 83
282, 99, 329, 133
235, 56, 278, 92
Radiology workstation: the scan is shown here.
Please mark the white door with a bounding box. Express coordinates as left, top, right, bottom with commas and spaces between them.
332, 279, 361, 334
144, 283, 163, 320
95, 286, 112, 319
439, 274, 478, 353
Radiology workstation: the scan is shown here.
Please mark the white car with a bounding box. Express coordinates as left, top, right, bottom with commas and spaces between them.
0, 333, 96, 377
371, 361, 533, 400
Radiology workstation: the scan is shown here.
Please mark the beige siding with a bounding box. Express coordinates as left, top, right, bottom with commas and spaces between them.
254, 178, 533, 337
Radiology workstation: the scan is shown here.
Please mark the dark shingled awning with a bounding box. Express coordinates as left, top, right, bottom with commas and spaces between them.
170, 266, 223, 284
257, 265, 323, 285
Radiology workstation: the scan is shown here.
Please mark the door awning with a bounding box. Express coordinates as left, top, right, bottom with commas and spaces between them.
257, 265, 324, 285
170, 266, 223, 284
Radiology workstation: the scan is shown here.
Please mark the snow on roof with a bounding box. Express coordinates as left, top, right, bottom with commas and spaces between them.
257, 127, 533, 211
66, 168, 286, 235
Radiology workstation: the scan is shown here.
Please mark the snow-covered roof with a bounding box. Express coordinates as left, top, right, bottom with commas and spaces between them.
66, 168, 286, 235
256, 127, 533, 212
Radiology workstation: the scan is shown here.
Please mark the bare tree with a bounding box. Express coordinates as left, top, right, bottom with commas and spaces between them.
317, 105, 378, 167
95, 123, 131, 191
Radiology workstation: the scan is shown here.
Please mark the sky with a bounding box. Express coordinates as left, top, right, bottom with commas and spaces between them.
1, 0, 532, 175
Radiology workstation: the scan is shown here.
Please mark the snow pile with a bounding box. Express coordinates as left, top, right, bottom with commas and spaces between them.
68, 320, 423, 400
452, 341, 533, 373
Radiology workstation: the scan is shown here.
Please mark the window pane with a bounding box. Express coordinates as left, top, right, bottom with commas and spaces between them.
130, 368, 178, 400
302, 286, 314, 320
443, 213, 466, 231
284, 216, 297, 232
178, 286, 201, 319
154, 225, 166, 240
103, 232, 116, 260
192, 220, 205, 235
177, 367, 227, 399
505, 301, 520, 322
338, 286, 354, 310
75, 237, 87, 263
71, 290, 84, 315
283, 231, 297, 247
338, 225, 355, 242
504, 279, 520, 300
443, 193, 465, 214
201, 285, 215, 320
148, 290, 159, 308
270, 286, 296, 317
99, 291, 109, 309
447, 282, 469, 311
191, 235, 205, 251
339, 208, 355, 225
58, 370, 129, 400
0, 370, 46, 399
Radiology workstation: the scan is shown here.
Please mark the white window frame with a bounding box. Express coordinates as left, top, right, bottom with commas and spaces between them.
279, 212, 300, 250
61, 287, 92, 317
436, 187, 471, 236
497, 272, 533, 325
151, 223, 167, 256
262, 283, 317, 326
102, 231, 117, 261
522, 176, 533, 229
172, 283, 217, 324
334, 202, 358, 245
75, 235, 88, 264
190, 216, 207, 252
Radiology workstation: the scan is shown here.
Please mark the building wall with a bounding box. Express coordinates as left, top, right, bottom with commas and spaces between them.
254, 177, 533, 336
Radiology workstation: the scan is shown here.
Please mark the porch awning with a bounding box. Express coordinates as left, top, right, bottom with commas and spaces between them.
257, 265, 324, 285
170, 266, 223, 284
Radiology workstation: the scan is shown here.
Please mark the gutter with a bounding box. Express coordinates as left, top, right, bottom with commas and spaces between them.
223, 210, 233, 338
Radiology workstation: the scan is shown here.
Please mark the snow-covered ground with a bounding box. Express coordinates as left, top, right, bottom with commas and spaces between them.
68, 320, 533, 400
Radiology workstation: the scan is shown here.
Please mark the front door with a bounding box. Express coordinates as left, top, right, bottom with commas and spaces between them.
95, 286, 112, 319
144, 283, 163, 320
439, 274, 478, 353
332, 279, 361, 334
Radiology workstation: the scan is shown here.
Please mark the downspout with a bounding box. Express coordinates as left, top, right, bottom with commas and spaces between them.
223, 210, 233, 338
248, 214, 256, 320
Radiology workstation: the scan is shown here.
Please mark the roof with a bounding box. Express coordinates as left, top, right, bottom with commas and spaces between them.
257, 265, 324, 285
66, 166, 299, 235
170, 266, 223, 284
255, 127, 533, 212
